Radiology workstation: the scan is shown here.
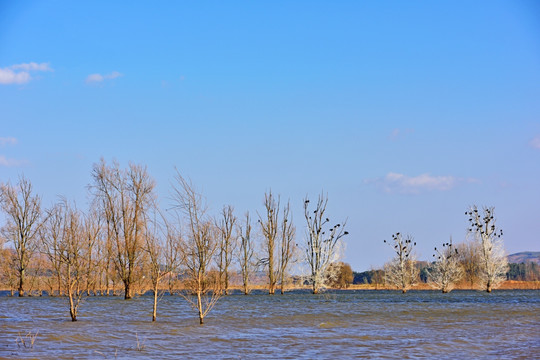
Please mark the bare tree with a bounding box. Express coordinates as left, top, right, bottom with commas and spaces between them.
56, 201, 90, 321
258, 191, 280, 295
457, 239, 480, 289
466, 206, 508, 292
216, 205, 237, 295
90, 159, 156, 299
427, 238, 463, 293
383, 233, 418, 293
41, 204, 65, 296
144, 213, 181, 321
0, 176, 44, 297
171, 171, 221, 325
237, 212, 255, 295
278, 201, 296, 294
303, 193, 348, 294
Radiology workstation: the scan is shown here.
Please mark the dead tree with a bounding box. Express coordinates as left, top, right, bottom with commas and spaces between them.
258, 191, 280, 295
427, 238, 463, 293
171, 171, 221, 325
237, 212, 255, 295
144, 214, 180, 321
278, 201, 295, 294
216, 205, 236, 295
90, 159, 155, 299
0, 176, 44, 297
383, 233, 418, 293
466, 206, 508, 292
457, 239, 480, 289
304, 193, 348, 294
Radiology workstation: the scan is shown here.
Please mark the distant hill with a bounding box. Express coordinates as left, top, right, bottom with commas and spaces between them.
508, 252, 540, 265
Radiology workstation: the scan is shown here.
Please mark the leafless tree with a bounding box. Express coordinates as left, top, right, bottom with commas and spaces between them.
90, 159, 156, 299
144, 213, 181, 321
237, 212, 255, 295
258, 191, 280, 295
383, 233, 418, 293
171, 171, 221, 325
83, 206, 102, 296
427, 238, 463, 293
59, 202, 86, 321
303, 193, 348, 294
466, 206, 508, 292
216, 205, 236, 295
0, 176, 45, 297
278, 201, 296, 294
41, 204, 65, 296
457, 239, 480, 289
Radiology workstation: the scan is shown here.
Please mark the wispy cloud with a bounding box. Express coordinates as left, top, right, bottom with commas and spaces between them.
0, 62, 52, 85
86, 71, 123, 84
366, 172, 477, 194
0, 155, 26, 167
530, 136, 540, 149
0, 137, 17, 146
389, 128, 414, 141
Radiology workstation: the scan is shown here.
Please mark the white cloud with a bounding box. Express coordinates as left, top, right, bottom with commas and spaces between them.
0, 155, 26, 167
0, 137, 17, 146
86, 71, 123, 84
367, 172, 475, 194
0, 62, 52, 85
389, 128, 414, 141
530, 136, 540, 149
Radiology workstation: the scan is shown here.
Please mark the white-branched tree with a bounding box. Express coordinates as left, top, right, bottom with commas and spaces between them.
383, 233, 418, 293
466, 206, 508, 293
237, 212, 255, 295
303, 193, 348, 294
216, 205, 236, 295
427, 238, 463, 293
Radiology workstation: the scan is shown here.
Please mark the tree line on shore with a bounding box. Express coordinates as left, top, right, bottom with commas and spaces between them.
0, 159, 526, 324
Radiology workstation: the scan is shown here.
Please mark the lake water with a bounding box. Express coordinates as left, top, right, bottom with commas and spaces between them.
0, 290, 539, 359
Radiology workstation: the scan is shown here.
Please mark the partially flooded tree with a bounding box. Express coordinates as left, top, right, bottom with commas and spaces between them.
427, 238, 463, 293
466, 206, 508, 293
56, 201, 89, 321
278, 201, 296, 294
90, 159, 156, 299
216, 205, 236, 295
41, 204, 66, 296
171, 171, 221, 325
258, 191, 280, 295
326, 262, 353, 289
304, 193, 348, 294
143, 214, 181, 321
383, 233, 418, 293
457, 239, 480, 289
237, 212, 255, 295
0, 176, 44, 297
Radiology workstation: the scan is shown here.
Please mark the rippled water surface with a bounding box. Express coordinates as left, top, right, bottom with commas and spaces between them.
1, 290, 539, 359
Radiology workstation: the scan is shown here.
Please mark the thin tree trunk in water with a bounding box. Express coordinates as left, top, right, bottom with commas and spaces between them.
18, 269, 25, 297
152, 283, 158, 322
197, 291, 204, 325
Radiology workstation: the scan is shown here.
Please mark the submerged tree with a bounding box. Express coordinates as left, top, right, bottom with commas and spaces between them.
278, 201, 296, 294
304, 193, 348, 294
427, 238, 463, 293
237, 212, 255, 295
0, 176, 44, 297
56, 201, 90, 321
216, 205, 236, 295
258, 191, 280, 295
383, 233, 418, 293
466, 206, 508, 293
171, 171, 221, 325
90, 159, 156, 299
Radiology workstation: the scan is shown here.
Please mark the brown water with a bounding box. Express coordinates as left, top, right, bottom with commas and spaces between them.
0, 290, 538, 359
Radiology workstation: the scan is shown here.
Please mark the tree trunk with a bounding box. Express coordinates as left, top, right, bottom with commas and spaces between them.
18, 269, 25, 297
152, 283, 158, 322
124, 281, 132, 300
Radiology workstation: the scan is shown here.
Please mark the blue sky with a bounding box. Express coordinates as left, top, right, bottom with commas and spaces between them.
1, 1, 539, 271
